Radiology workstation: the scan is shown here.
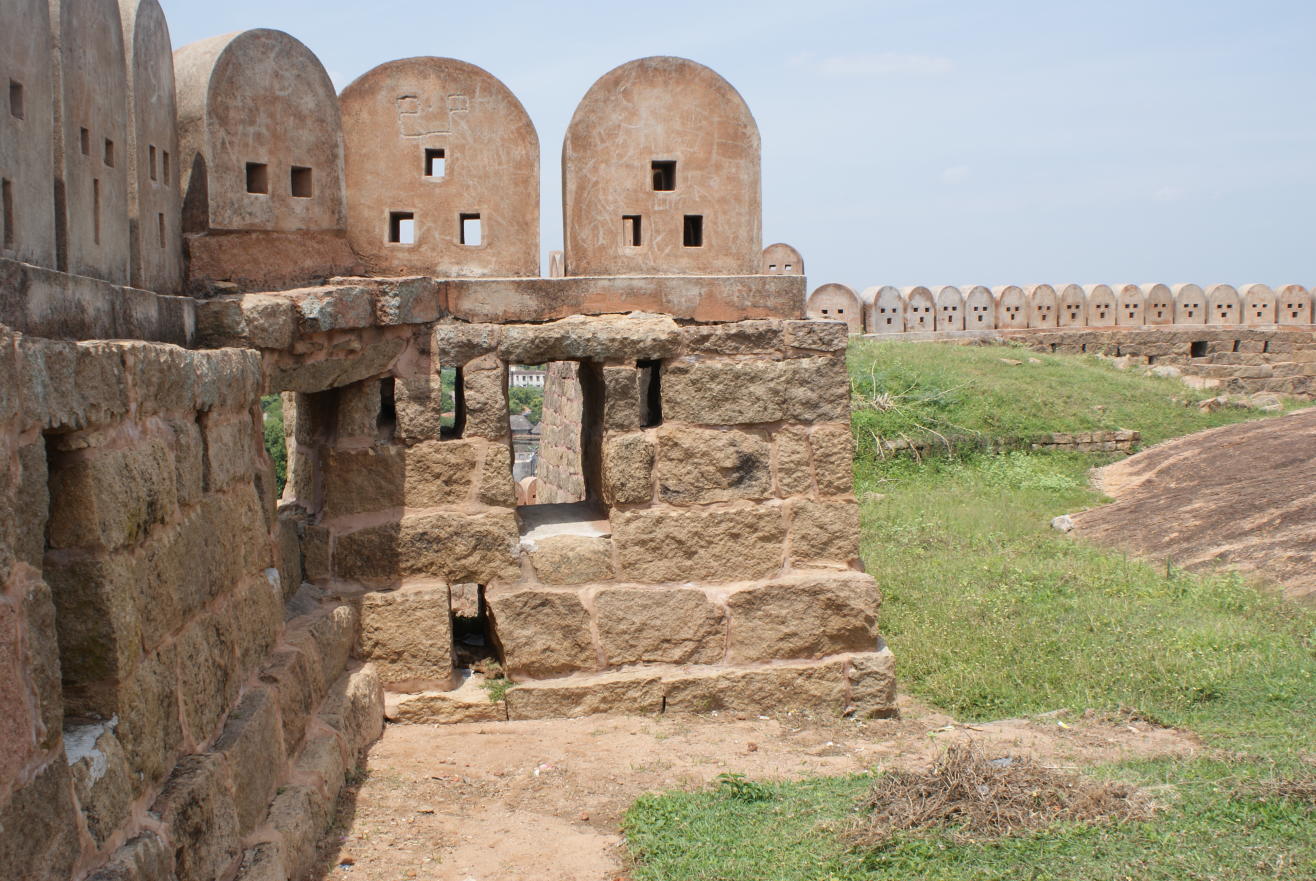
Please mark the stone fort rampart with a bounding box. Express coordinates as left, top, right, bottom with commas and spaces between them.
0, 4, 890, 881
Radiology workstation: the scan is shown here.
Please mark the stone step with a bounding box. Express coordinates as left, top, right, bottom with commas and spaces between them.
387, 651, 896, 724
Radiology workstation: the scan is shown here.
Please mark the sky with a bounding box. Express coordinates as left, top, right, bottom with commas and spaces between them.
161, 0, 1316, 292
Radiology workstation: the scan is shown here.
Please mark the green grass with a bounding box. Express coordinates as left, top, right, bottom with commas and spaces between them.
623, 343, 1316, 880
848, 339, 1295, 457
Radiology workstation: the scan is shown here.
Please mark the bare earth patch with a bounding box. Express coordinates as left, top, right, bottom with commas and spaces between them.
312, 697, 1198, 881
1074, 407, 1316, 603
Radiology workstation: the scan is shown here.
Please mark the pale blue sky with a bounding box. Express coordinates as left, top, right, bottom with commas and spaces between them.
162, 0, 1315, 291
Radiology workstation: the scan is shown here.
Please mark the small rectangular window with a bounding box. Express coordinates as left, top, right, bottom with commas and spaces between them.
2, 179, 13, 249
290, 165, 313, 197
162, 150, 170, 181
622, 214, 642, 246
424, 148, 446, 178
148, 145, 157, 181
784, 263, 793, 271
768, 263, 777, 272
103, 139, 115, 168
157, 212, 165, 247
638, 359, 662, 427
651, 160, 676, 191
246, 162, 269, 194
460, 212, 481, 246
80, 128, 90, 156
682, 214, 703, 247
8, 80, 23, 119
389, 211, 415, 244
92, 178, 101, 245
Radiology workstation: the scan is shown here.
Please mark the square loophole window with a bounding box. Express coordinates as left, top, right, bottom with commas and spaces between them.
682, 214, 703, 247
8, 80, 23, 119
425, 148, 446, 178
389, 211, 416, 244
460, 213, 482, 246
651, 160, 675, 191
246, 162, 269, 194
622, 215, 642, 247
290, 166, 313, 198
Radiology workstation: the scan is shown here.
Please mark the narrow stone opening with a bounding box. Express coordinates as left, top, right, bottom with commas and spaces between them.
508, 364, 547, 501
245, 162, 269, 195
2, 178, 13, 249
1232, 339, 1240, 353
622, 214, 642, 247
638, 359, 662, 428
156, 212, 165, 248
784, 263, 793, 271
290, 166, 313, 198
377, 376, 397, 442
452, 585, 501, 673
515, 361, 604, 514
8, 80, 22, 119
651, 160, 676, 191
460, 213, 482, 246
682, 214, 703, 247
148, 145, 157, 181
79, 127, 90, 156
92, 178, 100, 245
440, 366, 464, 439
162, 150, 170, 182
388, 211, 415, 244
768, 263, 777, 272
424, 148, 446, 178
1190, 340, 1208, 358
102, 139, 114, 168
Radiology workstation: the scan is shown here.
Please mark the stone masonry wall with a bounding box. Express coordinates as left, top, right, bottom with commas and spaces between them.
535, 359, 586, 504
269, 311, 894, 724
0, 325, 382, 881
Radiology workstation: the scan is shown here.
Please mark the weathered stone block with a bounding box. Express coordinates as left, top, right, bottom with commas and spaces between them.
505, 672, 663, 720
294, 728, 348, 802
43, 553, 143, 700
662, 357, 849, 424
462, 354, 509, 439
595, 588, 724, 665
848, 648, 897, 718
170, 419, 205, 508
404, 440, 479, 507
726, 573, 878, 662
76, 342, 131, 427
297, 603, 359, 693
231, 569, 283, 684
787, 499, 861, 565
527, 534, 614, 585
680, 320, 784, 355
15, 442, 48, 567
269, 338, 406, 395
335, 378, 381, 441
478, 443, 518, 507
0, 757, 80, 881
86, 832, 173, 881
151, 754, 240, 881
602, 366, 641, 430
212, 687, 286, 836
433, 322, 501, 365
497, 314, 682, 364
320, 663, 385, 753
810, 424, 855, 496
359, 586, 455, 689
393, 368, 445, 443
613, 506, 786, 582
177, 612, 240, 743
259, 647, 323, 757
662, 658, 850, 715
0, 599, 34, 783
303, 524, 330, 582
126, 344, 197, 416
334, 511, 520, 585
267, 785, 332, 881
656, 426, 771, 504
784, 320, 849, 353
116, 644, 182, 788
66, 722, 134, 845
774, 425, 813, 496
487, 588, 596, 678
21, 579, 63, 749
602, 432, 654, 505
323, 446, 405, 516
232, 842, 285, 881
46, 439, 177, 551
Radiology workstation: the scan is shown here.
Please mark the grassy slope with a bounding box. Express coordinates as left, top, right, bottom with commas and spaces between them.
848, 340, 1296, 455
624, 341, 1316, 881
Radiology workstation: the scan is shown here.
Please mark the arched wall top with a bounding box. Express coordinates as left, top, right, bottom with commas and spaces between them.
175, 28, 345, 234
563, 56, 761, 276
762, 242, 803, 275
340, 56, 540, 278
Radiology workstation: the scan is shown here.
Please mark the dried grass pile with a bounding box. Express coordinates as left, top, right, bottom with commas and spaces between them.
849, 741, 1154, 848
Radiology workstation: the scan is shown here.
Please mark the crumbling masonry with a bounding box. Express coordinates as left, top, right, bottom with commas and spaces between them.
1, 5, 892, 881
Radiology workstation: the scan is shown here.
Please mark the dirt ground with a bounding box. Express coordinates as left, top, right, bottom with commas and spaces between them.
1074, 407, 1316, 603
311, 697, 1198, 881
